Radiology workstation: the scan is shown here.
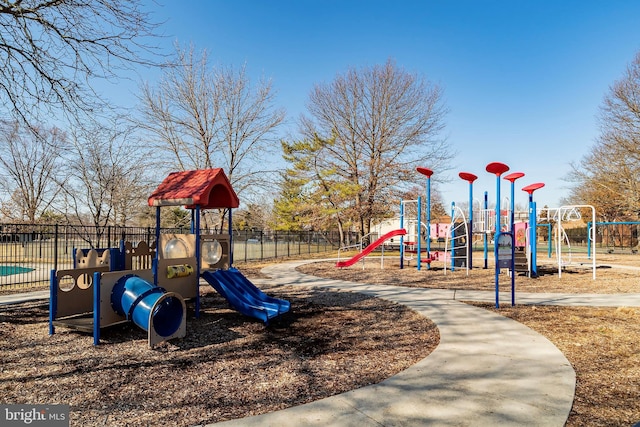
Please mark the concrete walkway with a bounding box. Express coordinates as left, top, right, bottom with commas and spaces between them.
212, 260, 583, 427
0, 289, 48, 305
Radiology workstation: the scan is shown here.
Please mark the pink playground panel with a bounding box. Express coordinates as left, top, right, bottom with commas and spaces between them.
514, 222, 528, 248
430, 223, 451, 239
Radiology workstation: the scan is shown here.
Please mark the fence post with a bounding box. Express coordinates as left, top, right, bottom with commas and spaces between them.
260, 230, 264, 261
274, 230, 278, 259
54, 224, 59, 271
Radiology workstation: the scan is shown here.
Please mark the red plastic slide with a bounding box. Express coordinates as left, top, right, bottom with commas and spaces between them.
335, 229, 407, 268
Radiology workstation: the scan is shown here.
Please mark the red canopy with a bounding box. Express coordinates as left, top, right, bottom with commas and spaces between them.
148, 168, 239, 209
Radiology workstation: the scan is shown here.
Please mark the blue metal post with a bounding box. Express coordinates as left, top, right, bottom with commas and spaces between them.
467, 181, 473, 270
494, 178, 501, 307
459, 172, 478, 270
417, 196, 422, 270
49, 269, 56, 335
400, 201, 405, 269
511, 235, 515, 307
427, 176, 431, 269
417, 167, 434, 270
93, 271, 101, 346
468, 181, 473, 269
486, 162, 510, 308
508, 178, 517, 306
522, 183, 545, 277
228, 208, 234, 267
510, 182, 515, 233
587, 221, 592, 258
526, 193, 534, 273
154, 206, 161, 286
195, 205, 201, 318
451, 202, 455, 271
484, 191, 488, 269
526, 193, 536, 276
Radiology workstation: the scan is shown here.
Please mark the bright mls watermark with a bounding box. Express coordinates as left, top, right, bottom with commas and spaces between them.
1, 405, 69, 426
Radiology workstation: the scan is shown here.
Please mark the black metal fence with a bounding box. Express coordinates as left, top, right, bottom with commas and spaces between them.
563, 223, 640, 251
0, 223, 349, 290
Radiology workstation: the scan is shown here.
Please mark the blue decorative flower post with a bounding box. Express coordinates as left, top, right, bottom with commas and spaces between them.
504, 172, 524, 306
522, 183, 545, 278
485, 162, 510, 308
459, 172, 478, 270
417, 167, 434, 269
504, 172, 525, 235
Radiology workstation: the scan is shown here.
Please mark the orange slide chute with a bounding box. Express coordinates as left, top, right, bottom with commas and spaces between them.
335, 229, 407, 268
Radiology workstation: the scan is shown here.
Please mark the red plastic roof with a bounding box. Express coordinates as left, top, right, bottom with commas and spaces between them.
148, 168, 239, 209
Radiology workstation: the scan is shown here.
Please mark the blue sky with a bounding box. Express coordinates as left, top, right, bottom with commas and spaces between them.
115, 1, 640, 210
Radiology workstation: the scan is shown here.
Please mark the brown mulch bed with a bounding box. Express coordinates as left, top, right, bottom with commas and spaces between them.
296, 255, 640, 293
0, 281, 438, 426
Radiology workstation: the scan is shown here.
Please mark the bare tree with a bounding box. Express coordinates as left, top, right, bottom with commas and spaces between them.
0, 121, 67, 222
568, 50, 640, 220
56, 119, 153, 246
298, 59, 451, 238
0, 0, 159, 126
138, 44, 285, 226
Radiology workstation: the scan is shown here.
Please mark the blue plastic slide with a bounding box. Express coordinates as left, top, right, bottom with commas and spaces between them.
201, 269, 290, 324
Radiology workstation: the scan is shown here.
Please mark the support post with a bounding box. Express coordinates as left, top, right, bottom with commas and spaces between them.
459, 172, 478, 269
195, 205, 201, 318
417, 167, 434, 269
484, 191, 488, 269
522, 183, 545, 278
154, 207, 161, 287
417, 196, 422, 270
400, 200, 405, 269
486, 162, 510, 308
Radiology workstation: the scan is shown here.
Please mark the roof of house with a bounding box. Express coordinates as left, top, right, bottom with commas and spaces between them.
148, 168, 240, 209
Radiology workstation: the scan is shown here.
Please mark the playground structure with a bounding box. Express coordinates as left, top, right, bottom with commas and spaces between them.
339, 162, 599, 306
336, 229, 407, 268
538, 205, 597, 279
50, 168, 289, 348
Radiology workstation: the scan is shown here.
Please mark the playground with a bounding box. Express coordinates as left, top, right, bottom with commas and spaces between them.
1, 253, 640, 426
2, 164, 640, 426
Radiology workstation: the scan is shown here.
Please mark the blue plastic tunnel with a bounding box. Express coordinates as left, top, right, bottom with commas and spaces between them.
111, 275, 184, 337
